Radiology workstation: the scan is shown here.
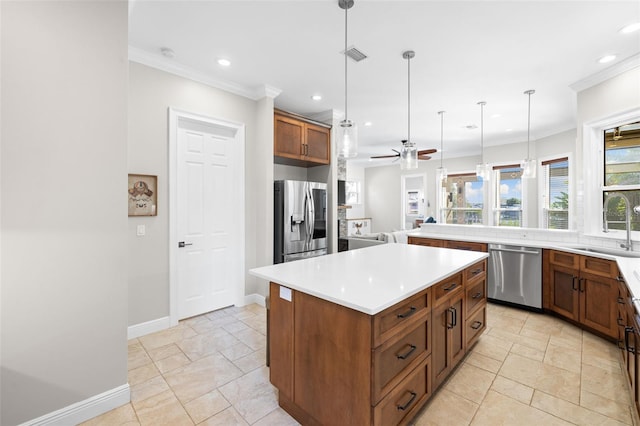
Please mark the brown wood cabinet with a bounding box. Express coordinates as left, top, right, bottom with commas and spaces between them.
268, 258, 488, 426
274, 110, 331, 167
407, 236, 487, 252
547, 250, 619, 339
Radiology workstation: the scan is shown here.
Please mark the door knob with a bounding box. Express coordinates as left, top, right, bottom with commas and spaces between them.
178, 241, 193, 248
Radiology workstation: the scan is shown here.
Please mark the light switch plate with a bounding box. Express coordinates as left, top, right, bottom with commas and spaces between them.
136, 225, 145, 236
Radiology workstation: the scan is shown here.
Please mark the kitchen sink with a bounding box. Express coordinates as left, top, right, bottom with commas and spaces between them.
568, 246, 640, 258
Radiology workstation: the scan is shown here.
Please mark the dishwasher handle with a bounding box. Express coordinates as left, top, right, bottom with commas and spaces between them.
489, 247, 540, 255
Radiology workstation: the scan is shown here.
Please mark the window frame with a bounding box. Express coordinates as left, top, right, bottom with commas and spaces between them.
538, 153, 573, 230
489, 163, 529, 227
437, 171, 487, 226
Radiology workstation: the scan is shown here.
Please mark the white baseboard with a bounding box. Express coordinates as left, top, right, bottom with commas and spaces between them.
20, 384, 130, 426
243, 293, 266, 307
128, 316, 171, 340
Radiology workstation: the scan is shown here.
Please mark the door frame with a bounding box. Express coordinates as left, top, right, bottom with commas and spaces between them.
168, 107, 246, 326
400, 173, 427, 230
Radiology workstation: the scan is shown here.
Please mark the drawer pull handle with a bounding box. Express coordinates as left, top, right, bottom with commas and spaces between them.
472, 292, 482, 299
618, 297, 625, 305
397, 391, 417, 411
443, 283, 457, 291
625, 326, 636, 354
471, 321, 483, 330
471, 268, 483, 275
397, 306, 417, 319
396, 344, 417, 360
617, 275, 626, 283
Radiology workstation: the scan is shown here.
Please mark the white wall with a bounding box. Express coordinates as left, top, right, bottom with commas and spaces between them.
1, 2, 129, 424
346, 163, 366, 219
128, 62, 272, 325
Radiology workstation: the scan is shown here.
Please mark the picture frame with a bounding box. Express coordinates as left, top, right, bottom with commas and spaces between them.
128, 174, 157, 217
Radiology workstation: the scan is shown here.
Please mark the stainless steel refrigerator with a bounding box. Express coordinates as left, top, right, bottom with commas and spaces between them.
274, 180, 327, 263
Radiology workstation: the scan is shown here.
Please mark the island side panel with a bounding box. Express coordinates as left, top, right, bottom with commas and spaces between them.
294, 290, 373, 425
269, 282, 294, 400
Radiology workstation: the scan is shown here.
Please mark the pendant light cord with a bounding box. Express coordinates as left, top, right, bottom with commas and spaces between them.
479, 101, 486, 164
344, 5, 348, 121
526, 91, 531, 159
439, 111, 444, 168
407, 54, 411, 144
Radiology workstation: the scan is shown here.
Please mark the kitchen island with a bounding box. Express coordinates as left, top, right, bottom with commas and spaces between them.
250, 243, 488, 426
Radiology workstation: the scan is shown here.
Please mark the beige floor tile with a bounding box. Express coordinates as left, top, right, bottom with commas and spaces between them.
580, 389, 633, 424
471, 334, 512, 362
219, 341, 254, 362
413, 389, 479, 425
132, 389, 194, 425
233, 349, 267, 373
582, 363, 629, 404
443, 363, 496, 404
199, 406, 249, 425
234, 327, 266, 351
490, 375, 533, 405
128, 346, 153, 370
79, 402, 139, 425
222, 321, 251, 334
549, 333, 583, 351
146, 343, 184, 362
510, 343, 545, 362
532, 390, 627, 425
164, 352, 244, 404
535, 362, 581, 404
487, 314, 525, 335
138, 324, 198, 351
183, 389, 230, 424
154, 352, 192, 374
252, 407, 299, 426
498, 353, 542, 387
218, 366, 278, 424
464, 351, 504, 374
177, 329, 240, 361
544, 342, 582, 373
131, 375, 171, 403
128, 362, 161, 387
470, 390, 573, 426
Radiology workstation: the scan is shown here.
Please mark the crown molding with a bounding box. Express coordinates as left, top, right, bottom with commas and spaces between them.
128, 46, 281, 101
570, 52, 640, 92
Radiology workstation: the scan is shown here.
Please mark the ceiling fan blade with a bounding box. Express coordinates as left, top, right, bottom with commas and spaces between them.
418, 148, 437, 155
418, 155, 432, 160
370, 154, 400, 159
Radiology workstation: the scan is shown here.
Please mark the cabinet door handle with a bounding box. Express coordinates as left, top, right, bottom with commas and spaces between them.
443, 282, 457, 291
572, 276, 578, 291
579, 277, 585, 293
471, 268, 483, 276
471, 320, 483, 330
397, 306, 417, 319
617, 275, 626, 283
447, 308, 454, 329
396, 344, 417, 360
618, 297, 626, 305
625, 326, 636, 354
472, 292, 483, 299
449, 306, 457, 328
396, 391, 417, 411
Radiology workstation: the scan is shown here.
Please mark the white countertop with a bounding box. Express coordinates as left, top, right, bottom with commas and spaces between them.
249, 243, 488, 315
408, 230, 640, 311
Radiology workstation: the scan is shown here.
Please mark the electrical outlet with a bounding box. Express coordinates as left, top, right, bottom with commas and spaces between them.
137, 225, 145, 236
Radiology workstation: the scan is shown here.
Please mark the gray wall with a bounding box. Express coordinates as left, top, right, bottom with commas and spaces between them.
128, 62, 272, 326
1, 2, 129, 424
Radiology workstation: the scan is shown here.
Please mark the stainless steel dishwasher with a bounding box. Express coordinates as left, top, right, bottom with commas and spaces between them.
488, 243, 542, 310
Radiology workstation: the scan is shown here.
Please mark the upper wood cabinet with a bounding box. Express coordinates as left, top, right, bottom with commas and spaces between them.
274, 110, 331, 167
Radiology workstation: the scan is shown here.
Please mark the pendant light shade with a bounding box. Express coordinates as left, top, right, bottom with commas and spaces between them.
401, 50, 418, 170
521, 89, 536, 178
338, 0, 357, 158
436, 110, 447, 181
475, 101, 491, 181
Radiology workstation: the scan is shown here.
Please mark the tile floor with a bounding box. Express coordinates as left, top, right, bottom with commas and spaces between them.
82, 302, 637, 426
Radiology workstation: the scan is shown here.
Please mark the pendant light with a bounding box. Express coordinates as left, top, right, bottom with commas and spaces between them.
338, 0, 357, 158
475, 101, 491, 181
520, 89, 536, 178
436, 110, 447, 181
400, 50, 418, 170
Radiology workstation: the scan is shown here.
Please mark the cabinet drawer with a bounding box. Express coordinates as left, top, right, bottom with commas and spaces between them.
408, 237, 444, 247
466, 277, 486, 316
445, 240, 487, 252
581, 255, 618, 279
549, 250, 579, 269
466, 305, 486, 347
466, 260, 486, 283
372, 320, 429, 403
433, 273, 463, 305
373, 356, 431, 426
373, 289, 430, 346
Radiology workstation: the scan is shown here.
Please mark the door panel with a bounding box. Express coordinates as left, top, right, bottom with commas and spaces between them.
580, 273, 617, 338
549, 264, 579, 321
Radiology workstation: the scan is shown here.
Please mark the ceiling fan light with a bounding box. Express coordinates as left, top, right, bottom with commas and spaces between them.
400, 142, 418, 170
338, 120, 358, 158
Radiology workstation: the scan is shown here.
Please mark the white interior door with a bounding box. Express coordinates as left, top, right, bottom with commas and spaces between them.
173, 114, 243, 320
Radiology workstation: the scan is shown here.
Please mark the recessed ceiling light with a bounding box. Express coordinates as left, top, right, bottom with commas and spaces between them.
597, 55, 616, 64
620, 22, 640, 34
160, 47, 175, 58
311, 95, 322, 101
217, 58, 231, 67
364, 122, 372, 126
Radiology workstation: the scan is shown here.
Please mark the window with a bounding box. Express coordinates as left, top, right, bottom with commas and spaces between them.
440, 173, 484, 225
493, 165, 523, 227
541, 157, 569, 229
603, 122, 640, 232
345, 181, 361, 205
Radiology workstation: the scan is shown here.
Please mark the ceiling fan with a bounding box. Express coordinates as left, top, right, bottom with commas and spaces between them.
370, 141, 437, 161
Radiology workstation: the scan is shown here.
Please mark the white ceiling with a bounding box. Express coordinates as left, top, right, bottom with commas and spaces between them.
128, 0, 640, 166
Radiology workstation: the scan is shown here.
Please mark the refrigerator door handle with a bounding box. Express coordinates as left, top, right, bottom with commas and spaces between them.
308, 185, 315, 242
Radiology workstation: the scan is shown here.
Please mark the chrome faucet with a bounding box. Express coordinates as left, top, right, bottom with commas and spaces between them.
603, 192, 637, 251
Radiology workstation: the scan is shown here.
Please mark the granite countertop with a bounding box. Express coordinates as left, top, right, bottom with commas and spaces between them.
249, 243, 488, 315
